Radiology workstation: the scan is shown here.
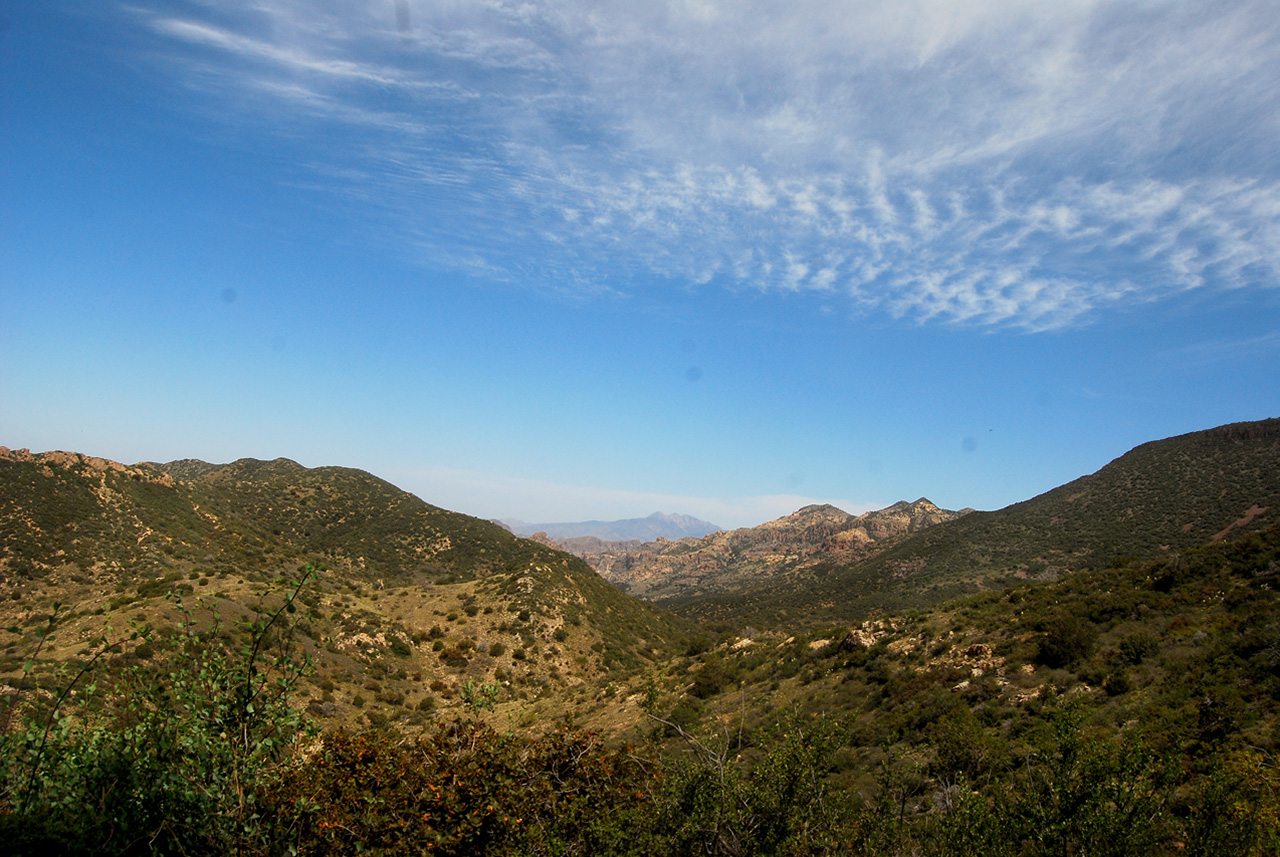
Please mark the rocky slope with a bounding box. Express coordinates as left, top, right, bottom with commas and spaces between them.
539, 499, 968, 602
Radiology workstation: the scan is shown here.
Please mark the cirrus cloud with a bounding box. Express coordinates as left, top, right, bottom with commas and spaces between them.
136, 0, 1280, 328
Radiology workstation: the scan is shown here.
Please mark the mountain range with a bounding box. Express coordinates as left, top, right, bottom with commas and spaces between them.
3, 416, 1279, 731
5, 420, 1280, 853
669, 416, 1280, 629
539, 499, 968, 602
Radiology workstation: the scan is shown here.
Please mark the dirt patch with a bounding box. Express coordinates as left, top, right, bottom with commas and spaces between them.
1212, 504, 1271, 541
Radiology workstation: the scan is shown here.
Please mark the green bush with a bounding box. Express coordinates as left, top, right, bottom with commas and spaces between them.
1119, 631, 1160, 665
0, 566, 320, 856
649, 714, 850, 856
1035, 616, 1098, 668
690, 655, 731, 699
388, 636, 413, 658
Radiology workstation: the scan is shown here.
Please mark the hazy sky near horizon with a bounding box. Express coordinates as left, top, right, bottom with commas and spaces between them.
3, 1, 1279, 529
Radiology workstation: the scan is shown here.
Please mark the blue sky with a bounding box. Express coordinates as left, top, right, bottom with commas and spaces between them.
3, 1, 1279, 529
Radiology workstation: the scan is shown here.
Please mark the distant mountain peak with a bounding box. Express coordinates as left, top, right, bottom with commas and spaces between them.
792, 504, 850, 516
505, 513, 721, 542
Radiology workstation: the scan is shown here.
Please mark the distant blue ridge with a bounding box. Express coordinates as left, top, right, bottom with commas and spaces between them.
501, 512, 721, 542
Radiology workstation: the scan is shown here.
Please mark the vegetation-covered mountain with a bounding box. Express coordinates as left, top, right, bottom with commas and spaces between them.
3, 421, 1280, 855
548, 499, 965, 601
672, 417, 1280, 630
0, 448, 687, 732
0, 450, 560, 584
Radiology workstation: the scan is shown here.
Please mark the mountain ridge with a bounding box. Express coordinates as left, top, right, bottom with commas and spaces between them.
669, 416, 1280, 629
502, 511, 722, 542
5, 416, 1280, 728
545, 498, 968, 601
0, 447, 687, 731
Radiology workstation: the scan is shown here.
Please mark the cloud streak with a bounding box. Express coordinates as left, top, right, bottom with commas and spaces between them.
135, 0, 1280, 328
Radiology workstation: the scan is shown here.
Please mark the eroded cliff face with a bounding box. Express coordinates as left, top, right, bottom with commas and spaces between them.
550, 499, 969, 601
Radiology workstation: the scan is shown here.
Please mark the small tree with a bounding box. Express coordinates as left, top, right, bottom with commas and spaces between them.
1035, 616, 1097, 669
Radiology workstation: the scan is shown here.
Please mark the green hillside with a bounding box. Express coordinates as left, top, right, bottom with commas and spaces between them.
626, 518, 1280, 856
671, 417, 1280, 629
0, 449, 687, 733
1, 451, 579, 584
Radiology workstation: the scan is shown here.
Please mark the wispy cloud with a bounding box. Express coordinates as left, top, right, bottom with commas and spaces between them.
153, 18, 407, 85
1168, 328, 1280, 366
133, 0, 1280, 329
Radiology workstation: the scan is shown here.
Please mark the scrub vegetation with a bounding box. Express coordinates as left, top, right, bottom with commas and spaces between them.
4, 526, 1280, 855
2, 421, 1280, 854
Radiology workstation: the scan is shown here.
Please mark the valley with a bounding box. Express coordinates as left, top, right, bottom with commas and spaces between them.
2, 417, 1280, 855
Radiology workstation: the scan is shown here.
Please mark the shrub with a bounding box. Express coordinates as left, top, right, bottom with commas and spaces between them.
649, 714, 850, 856
690, 656, 731, 699
264, 720, 657, 856
0, 567, 320, 855
1119, 631, 1159, 665
1035, 617, 1098, 669
388, 636, 413, 657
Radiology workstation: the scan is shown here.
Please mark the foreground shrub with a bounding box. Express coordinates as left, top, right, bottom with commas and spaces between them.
646, 713, 852, 856
1035, 616, 1098, 669
0, 568, 318, 856
265, 720, 658, 856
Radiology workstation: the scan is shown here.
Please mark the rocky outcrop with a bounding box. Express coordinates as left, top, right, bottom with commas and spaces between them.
0, 447, 175, 487
556, 499, 968, 602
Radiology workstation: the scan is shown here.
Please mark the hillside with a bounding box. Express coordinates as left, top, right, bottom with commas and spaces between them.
547, 499, 966, 601
0, 449, 687, 731
1, 450, 538, 583
626, 516, 1280, 855
671, 417, 1280, 629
